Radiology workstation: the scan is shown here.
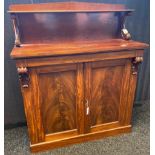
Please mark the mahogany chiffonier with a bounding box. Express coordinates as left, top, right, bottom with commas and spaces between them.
9, 2, 149, 152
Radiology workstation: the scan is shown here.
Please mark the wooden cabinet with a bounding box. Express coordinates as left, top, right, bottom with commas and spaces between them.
15, 55, 146, 152
27, 59, 132, 139
9, 2, 149, 153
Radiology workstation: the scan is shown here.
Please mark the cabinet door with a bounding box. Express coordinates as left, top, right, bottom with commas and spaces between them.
23, 63, 85, 144
84, 59, 133, 133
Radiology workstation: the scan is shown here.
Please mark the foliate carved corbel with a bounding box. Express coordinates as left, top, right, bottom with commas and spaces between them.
17, 67, 29, 88
132, 57, 143, 75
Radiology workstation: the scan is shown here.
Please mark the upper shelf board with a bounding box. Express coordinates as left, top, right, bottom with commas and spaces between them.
8, 2, 134, 13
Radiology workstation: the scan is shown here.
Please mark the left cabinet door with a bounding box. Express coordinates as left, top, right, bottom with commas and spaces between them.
21, 63, 85, 144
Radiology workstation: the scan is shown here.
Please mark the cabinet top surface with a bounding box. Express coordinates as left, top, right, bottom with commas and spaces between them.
11, 39, 149, 59
9, 2, 133, 13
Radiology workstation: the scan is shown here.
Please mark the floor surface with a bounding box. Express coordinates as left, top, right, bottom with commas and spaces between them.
4, 102, 150, 155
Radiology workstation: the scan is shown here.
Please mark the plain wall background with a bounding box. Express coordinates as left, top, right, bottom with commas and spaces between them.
4, 0, 150, 126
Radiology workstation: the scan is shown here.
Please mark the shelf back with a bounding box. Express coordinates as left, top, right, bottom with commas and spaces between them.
9, 2, 132, 45
14, 12, 130, 44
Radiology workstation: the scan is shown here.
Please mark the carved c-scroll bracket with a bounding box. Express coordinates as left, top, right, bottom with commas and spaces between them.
17, 67, 29, 88
11, 14, 21, 47
121, 28, 131, 40
121, 12, 132, 40
132, 57, 143, 75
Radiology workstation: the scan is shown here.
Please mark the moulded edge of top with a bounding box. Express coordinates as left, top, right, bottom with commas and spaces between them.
8, 2, 134, 13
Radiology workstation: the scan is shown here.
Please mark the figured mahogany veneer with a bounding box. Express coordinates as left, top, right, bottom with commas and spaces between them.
39, 69, 77, 134
9, 2, 149, 153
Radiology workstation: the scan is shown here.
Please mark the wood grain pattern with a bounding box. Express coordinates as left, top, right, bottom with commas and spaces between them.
38, 67, 77, 134
9, 2, 149, 152
11, 39, 148, 59
91, 61, 124, 126
30, 125, 132, 153
90, 121, 120, 132
16, 50, 144, 68
45, 129, 77, 142
17, 56, 144, 150
30, 69, 45, 142
84, 62, 92, 133
9, 2, 132, 12
76, 63, 85, 134
118, 60, 132, 125
20, 80, 37, 144
20, 69, 45, 144
124, 69, 138, 124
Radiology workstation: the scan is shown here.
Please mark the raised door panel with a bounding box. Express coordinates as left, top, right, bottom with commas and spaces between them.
39, 71, 76, 134
84, 59, 131, 133
91, 65, 123, 126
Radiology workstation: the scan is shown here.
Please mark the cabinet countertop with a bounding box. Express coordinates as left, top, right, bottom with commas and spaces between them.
10, 39, 149, 59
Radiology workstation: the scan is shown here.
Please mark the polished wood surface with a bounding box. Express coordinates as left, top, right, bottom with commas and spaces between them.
83, 59, 132, 134
9, 2, 133, 12
91, 62, 123, 126
14, 12, 125, 44
11, 39, 148, 59
38, 66, 77, 134
9, 3, 133, 45
9, 2, 149, 153
15, 50, 144, 68
26, 63, 85, 141
20, 69, 45, 144
31, 125, 131, 152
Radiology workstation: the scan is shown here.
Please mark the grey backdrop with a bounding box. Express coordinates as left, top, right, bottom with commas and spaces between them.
4, 0, 150, 126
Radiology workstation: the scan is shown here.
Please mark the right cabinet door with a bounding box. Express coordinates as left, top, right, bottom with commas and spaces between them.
84, 59, 135, 133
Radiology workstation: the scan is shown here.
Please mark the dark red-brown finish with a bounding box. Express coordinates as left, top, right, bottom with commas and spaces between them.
17, 12, 124, 44
9, 2, 134, 45
91, 63, 123, 126
38, 68, 77, 134
9, 2, 133, 12
10, 39, 148, 59
9, 2, 149, 153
